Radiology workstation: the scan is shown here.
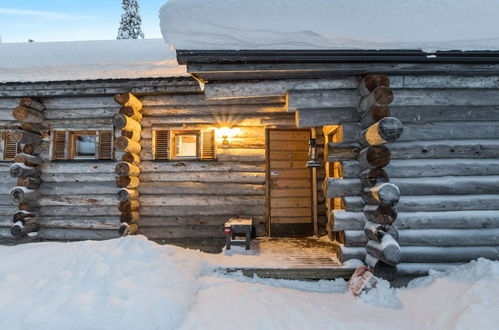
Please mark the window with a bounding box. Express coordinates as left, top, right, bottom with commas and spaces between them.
0, 132, 20, 161
52, 130, 113, 160
153, 129, 216, 161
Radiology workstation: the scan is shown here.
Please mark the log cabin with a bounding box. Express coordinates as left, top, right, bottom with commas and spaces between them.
1, 39, 499, 279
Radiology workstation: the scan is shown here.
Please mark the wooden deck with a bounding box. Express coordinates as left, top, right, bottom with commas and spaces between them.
215, 237, 356, 280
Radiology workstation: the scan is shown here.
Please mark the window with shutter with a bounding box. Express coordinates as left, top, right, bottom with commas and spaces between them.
3, 132, 19, 161
98, 131, 113, 160
53, 131, 67, 160
201, 129, 216, 160
154, 130, 170, 160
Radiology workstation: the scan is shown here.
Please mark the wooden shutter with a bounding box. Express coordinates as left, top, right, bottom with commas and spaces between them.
201, 129, 216, 160
3, 132, 18, 161
53, 131, 66, 160
98, 131, 113, 160
154, 130, 170, 160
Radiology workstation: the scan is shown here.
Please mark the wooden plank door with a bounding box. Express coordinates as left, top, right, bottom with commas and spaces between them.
267, 129, 313, 236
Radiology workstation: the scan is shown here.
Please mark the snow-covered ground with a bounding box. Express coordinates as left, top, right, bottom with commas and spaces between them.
0, 236, 497, 330
0, 39, 186, 83
160, 0, 499, 52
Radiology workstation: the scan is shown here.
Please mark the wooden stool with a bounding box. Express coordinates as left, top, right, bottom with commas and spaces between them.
224, 218, 253, 250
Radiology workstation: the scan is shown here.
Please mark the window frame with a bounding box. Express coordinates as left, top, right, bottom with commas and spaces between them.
51, 129, 114, 161
0, 131, 20, 162
153, 128, 216, 161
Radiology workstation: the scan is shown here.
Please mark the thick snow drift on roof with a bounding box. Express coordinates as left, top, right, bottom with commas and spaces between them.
0, 236, 498, 329
0, 39, 187, 83
160, 0, 499, 52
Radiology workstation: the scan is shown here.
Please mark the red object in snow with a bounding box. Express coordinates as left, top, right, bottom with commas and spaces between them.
348, 266, 378, 296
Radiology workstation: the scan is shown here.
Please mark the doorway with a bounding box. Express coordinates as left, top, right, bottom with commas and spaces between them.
266, 129, 313, 236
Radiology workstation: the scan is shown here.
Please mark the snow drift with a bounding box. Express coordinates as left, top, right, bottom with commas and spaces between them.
1, 236, 498, 330
160, 0, 499, 52
0, 39, 187, 83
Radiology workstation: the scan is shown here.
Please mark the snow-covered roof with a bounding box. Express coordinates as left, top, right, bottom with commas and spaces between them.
0, 39, 188, 83
160, 0, 499, 52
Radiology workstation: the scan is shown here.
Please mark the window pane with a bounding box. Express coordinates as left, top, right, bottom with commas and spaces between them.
174, 135, 197, 158
75, 135, 96, 157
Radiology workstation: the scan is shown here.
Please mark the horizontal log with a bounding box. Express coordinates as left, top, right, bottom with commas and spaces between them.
388, 139, 499, 159
361, 117, 404, 145
359, 168, 389, 187
121, 129, 140, 142
139, 161, 265, 173
391, 105, 499, 124
140, 172, 265, 184
10, 163, 40, 178
40, 206, 120, 217
343, 159, 499, 178
20, 122, 43, 133
11, 130, 42, 144
37, 216, 119, 230
359, 86, 394, 112
138, 225, 225, 239
359, 75, 390, 97
114, 136, 141, 153
19, 98, 45, 111
363, 221, 399, 241
120, 211, 140, 224
396, 263, 465, 276
139, 195, 264, 207
140, 205, 265, 217
122, 152, 140, 164
357, 145, 391, 169
142, 104, 286, 117
39, 182, 117, 195
341, 245, 499, 263
11, 187, 39, 204
18, 202, 39, 212
138, 182, 265, 196
140, 94, 285, 107
139, 215, 267, 227
12, 106, 44, 123
41, 161, 116, 174
14, 153, 43, 166
38, 228, 119, 241
114, 93, 142, 111
326, 176, 499, 197
23, 144, 42, 155
204, 78, 358, 99
119, 200, 140, 212
288, 89, 359, 111
117, 188, 139, 202
364, 253, 397, 281
398, 122, 499, 142
366, 235, 402, 265
116, 176, 140, 189
363, 204, 398, 225
11, 219, 39, 238
13, 210, 37, 222
326, 142, 361, 161
113, 114, 141, 132
120, 106, 142, 122
41, 173, 115, 183
217, 148, 265, 162
332, 210, 499, 231
362, 183, 400, 206
38, 195, 117, 207
295, 108, 358, 128
17, 177, 41, 189
115, 162, 140, 177
119, 223, 138, 236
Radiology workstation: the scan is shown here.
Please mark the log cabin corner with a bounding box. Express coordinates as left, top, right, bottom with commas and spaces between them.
1, 42, 499, 280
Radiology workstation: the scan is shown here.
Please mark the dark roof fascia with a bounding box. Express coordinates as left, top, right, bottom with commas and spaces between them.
177, 49, 499, 65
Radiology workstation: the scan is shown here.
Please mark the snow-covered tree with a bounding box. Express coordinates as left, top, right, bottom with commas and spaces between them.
117, 0, 145, 39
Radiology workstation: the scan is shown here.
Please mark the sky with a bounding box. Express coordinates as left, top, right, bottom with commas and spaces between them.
0, 0, 166, 43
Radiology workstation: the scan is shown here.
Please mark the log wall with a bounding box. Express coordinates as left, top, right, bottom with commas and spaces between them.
303, 74, 499, 272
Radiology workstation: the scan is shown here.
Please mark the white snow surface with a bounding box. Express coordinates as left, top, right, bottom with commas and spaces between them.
1, 236, 498, 330
0, 39, 187, 83
160, 0, 499, 52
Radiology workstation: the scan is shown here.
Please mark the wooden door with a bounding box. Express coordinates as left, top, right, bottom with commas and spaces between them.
267, 129, 313, 236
